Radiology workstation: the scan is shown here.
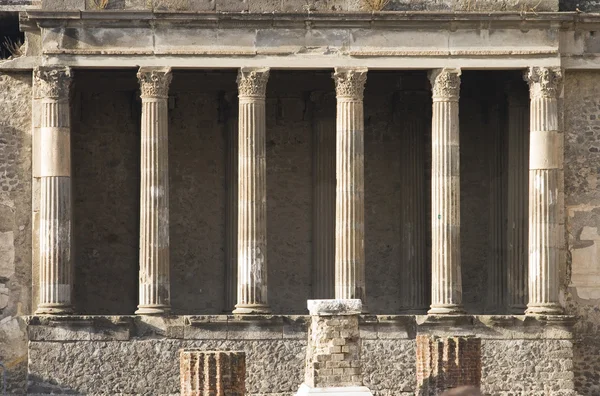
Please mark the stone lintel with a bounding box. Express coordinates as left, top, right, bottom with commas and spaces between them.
307, 299, 362, 316
24, 314, 575, 341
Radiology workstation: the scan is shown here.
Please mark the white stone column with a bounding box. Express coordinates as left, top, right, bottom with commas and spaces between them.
428, 68, 465, 315
225, 93, 239, 311
398, 91, 428, 313
332, 68, 368, 307
486, 101, 507, 314
234, 67, 271, 314
35, 66, 74, 315
524, 67, 564, 315
136, 67, 172, 315
506, 82, 530, 314
312, 92, 336, 299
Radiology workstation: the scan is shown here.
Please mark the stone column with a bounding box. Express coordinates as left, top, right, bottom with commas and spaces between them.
524, 67, 564, 315
398, 91, 428, 313
35, 66, 74, 315
486, 101, 507, 314
332, 68, 368, 307
312, 92, 336, 299
225, 93, 239, 311
428, 69, 465, 315
136, 67, 172, 315
180, 350, 246, 396
506, 81, 530, 314
234, 67, 271, 314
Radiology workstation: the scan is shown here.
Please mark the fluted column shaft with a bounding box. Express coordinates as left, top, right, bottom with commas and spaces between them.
428, 69, 465, 315
225, 103, 239, 312
333, 68, 368, 306
399, 91, 428, 312
506, 83, 530, 314
312, 93, 336, 299
234, 68, 271, 314
35, 67, 74, 315
486, 102, 507, 314
525, 67, 564, 315
136, 67, 172, 315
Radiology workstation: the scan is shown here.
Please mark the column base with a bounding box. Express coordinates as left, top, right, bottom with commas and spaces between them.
296, 384, 373, 395
398, 307, 428, 315
135, 305, 171, 315
427, 304, 465, 315
35, 305, 74, 315
232, 304, 271, 314
525, 303, 564, 315
509, 304, 527, 315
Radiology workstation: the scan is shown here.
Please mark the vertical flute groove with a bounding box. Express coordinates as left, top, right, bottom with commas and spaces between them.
507, 84, 529, 314
333, 68, 368, 308
225, 108, 239, 311
312, 95, 335, 299
428, 69, 464, 315
486, 101, 507, 314
399, 92, 428, 312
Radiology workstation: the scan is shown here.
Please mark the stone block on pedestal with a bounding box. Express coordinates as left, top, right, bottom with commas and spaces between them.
296, 299, 373, 396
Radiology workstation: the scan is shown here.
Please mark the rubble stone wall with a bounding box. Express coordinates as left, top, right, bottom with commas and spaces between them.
564, 70, 600, 396
25, 315, 575, 396
0, 71, 32, 394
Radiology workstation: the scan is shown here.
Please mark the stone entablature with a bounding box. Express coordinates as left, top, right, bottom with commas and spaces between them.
21, 12, 567, 69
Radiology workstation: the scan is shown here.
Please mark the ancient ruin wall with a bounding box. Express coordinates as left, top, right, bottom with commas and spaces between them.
0, 71, 32, 393
25, 316, 575, 395
564, 70, 600, 395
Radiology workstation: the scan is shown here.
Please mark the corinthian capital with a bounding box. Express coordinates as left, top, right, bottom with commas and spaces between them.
34, 66, 73, 99
137, 67, 172, 99
429, 68, 461, 101
525, 67, 563, 99
237, 67, 270, 98
333, 68, 368, 100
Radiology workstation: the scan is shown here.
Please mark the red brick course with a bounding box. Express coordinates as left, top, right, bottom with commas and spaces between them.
180, 350, 246, 396
416, 335, 481, 396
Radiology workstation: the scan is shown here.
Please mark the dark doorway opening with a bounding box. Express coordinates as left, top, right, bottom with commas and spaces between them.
0, 12, 24, 59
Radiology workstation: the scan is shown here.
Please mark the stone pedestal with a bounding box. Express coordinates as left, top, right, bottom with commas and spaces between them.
416, 335, 482, 396
332, 68, 368, 308
428, 68, 465, 315
296, 299, 373, 396
136, 67, 172, 315
180, 350, 246, 396
34, 66, 74, 315
234, 67, 271, 314
524, 67, 564, 315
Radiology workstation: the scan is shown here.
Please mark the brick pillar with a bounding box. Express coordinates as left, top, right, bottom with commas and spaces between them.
296, 300, 372, 395
180, 350, 246, 396
416, 335, 481, 396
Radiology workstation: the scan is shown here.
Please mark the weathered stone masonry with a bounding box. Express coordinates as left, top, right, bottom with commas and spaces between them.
2, 0, 600, 394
